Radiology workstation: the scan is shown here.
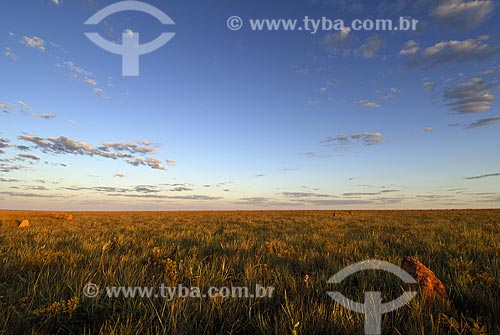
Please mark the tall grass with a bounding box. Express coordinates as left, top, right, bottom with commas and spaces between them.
0, 210, 499, 334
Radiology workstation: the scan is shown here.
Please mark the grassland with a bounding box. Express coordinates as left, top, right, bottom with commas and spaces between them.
0, 209, 499, 334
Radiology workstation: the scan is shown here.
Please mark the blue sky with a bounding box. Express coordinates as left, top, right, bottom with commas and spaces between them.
0, 0, 499, 210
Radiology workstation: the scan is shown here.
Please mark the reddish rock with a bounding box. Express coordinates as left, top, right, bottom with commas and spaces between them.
401, 256, 448, 307
18, 220, 30, 228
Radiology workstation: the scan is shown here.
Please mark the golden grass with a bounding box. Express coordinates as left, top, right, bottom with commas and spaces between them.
0, 209, 499, 334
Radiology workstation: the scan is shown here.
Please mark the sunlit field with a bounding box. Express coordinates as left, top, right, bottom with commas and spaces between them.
1, 210, 499, 334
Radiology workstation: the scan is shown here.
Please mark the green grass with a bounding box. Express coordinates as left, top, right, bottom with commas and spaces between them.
0, 210, 499, 334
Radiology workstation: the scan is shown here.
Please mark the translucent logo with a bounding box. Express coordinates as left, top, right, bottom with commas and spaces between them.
327, 260, 417, 335
84, 1, 175, 76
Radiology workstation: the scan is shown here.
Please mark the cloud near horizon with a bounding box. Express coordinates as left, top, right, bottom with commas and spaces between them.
466, 172, 500, 180
321, 132, 384, 146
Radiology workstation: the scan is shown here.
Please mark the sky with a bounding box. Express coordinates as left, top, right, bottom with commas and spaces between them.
0, 0, 499, 210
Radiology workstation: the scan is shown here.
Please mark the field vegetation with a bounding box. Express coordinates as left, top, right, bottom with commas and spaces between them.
0, 210, 499, 334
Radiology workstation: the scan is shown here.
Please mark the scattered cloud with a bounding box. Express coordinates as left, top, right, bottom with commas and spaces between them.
51, 0, 63, 4
166, 159, 176, 166
238, 197, 276, 205
432, 0, 494, 29
21, 36, 46, 52
99, 141, 157, 155
406, 36, 500, 68
0, 178, 19, 182
60, 61, 92, 77
443, 77, 499, 114
381, 88, 400, 100
0, 138, 12, 149
355, 100, 381, 108
17, 153, 40, 160
107, 194, 222, 201
343, 189, 399, 197
0, 103, 13, 112
466, 172, 500, 180
126, 158, 167, 170
39, 113, 57, 119
359, 35, 383, 58
113, 173, 125, 178
301, 152, 332, 158
93, 88, 107, 98
84, 78, 97, 86
282, 192, 335, 198
0, 191, 59, 198
400, 40, 420, 55
343, 192, 380, 197
22, 111, 57, 119
321, 132, 384, 146
0, 163, 25, 173
123, 28, 134, 36
321, 27, 351, 54
4, 47, 16, 61
422, 78, 435, 92
18, 101, 31, 111
424, 127, 433, 132
169, 186, 193, 192
58, 61, 106, 97
464, 116, 500, 129
300, 199, 373, 206
18, 135, 170, 171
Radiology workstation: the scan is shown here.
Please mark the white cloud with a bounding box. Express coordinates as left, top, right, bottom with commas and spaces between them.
407, 36, 500, 68
18, 101, 31, 111
93, 88, 107, 98
355, 100, 381, 108
19, 134, 170, 171
464, 116, 500, 129
400, 40, 420, 55
0, 103, 13, 112
84, 78, 97, 86
321, 132, 384, 146
443, 77, 499, 114
38, 114, 57, 119
433, 0, 494, 29
359, 35, 383, 58
22, 36, 46, 52
4, 47, 16, 61
61, 61, 92, 77
321, 28, 351, 53
381, 87, 400, 100
422, 78, 435, 92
